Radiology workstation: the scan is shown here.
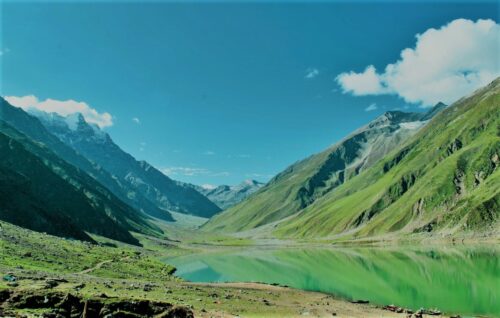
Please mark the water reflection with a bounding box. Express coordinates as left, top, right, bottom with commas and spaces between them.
167, 246, 499, 316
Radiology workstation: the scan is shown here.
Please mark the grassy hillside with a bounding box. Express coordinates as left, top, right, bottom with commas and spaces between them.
0, 122, 161, 245
276, 78, 499, 239
204, 106, 440, 233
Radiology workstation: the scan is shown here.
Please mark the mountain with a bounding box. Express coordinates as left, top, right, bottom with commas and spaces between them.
0, 98, 174, 222
193, 180, 265, 210
26, 107, 221, 218
273, 78, 500, 239
420, 102, 447, 121
203, 104, 447, 233
0, 121, 160, 245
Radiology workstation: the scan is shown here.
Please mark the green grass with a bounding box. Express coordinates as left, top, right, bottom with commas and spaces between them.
203, 153, 327, 232
0, 222, 174, 280
203, 111, 426, 233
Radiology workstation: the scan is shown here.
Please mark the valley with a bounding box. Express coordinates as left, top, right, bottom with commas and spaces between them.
1, 76, 498, 317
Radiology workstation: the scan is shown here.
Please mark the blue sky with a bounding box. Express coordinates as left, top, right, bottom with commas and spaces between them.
1, 1, 498, 186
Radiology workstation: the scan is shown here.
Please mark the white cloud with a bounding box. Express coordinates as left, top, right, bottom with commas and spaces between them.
336, 19, 500, 106
132, 117, 141, 124
336, 66, 386, 95
245, 173, 274, 179
203, 150, 215, 156
4, 95, 113, 128
201, 184, 217, 190
161, 167, 229, 177
211, 171, 230, 177
162, 167, 208, 176
0, 48, 10, 56
365, 103, 378, 112
305, 68, 320, 79
139, 142, 146, 152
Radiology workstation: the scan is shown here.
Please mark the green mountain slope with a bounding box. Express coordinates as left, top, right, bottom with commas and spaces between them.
204, 105, 443, 233
0, 121, 160, 245
276, 78, 500, 239
0, 98, 174, 222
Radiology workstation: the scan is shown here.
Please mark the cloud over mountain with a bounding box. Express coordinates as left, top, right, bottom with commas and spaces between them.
4, 95, 113, 128
162, 167, 229, 177
336, 19, 500, 106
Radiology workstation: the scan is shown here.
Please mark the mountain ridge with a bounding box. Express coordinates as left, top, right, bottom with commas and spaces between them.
27, 107, 222, 218
203, 103, 448, 233
275, 78, 499, 239
0, 98, 175, 222
0, 121, 159, 245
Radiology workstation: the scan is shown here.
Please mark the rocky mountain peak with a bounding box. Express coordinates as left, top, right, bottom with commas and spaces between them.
29, 110, 108, 144
368, 110, 421, 129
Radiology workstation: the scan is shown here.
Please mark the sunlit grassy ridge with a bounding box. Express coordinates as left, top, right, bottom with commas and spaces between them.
204, 109, 433, 233
276, 78, 499, 239
203, 152, 330, 232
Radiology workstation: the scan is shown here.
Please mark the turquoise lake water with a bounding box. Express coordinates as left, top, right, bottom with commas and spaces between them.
167, 246, 500, 317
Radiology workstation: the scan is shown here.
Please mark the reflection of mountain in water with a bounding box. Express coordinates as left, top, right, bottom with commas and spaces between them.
168, 247, 499, 316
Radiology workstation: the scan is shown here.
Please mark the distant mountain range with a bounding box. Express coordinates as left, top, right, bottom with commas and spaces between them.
29, 109, 221, 219
204, 79, 500, 239
0, 97, 220, 244
0, 101, 175, 223
190, 180, 265, 210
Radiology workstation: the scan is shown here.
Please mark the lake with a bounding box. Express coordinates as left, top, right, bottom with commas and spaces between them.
166, 246, 499, 317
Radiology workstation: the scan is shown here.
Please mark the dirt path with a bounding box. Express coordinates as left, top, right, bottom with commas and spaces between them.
77, 259, 113, 275
77, 256, 130, 275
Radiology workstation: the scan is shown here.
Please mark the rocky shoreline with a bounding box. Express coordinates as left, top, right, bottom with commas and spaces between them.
0, 289, 193, 318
